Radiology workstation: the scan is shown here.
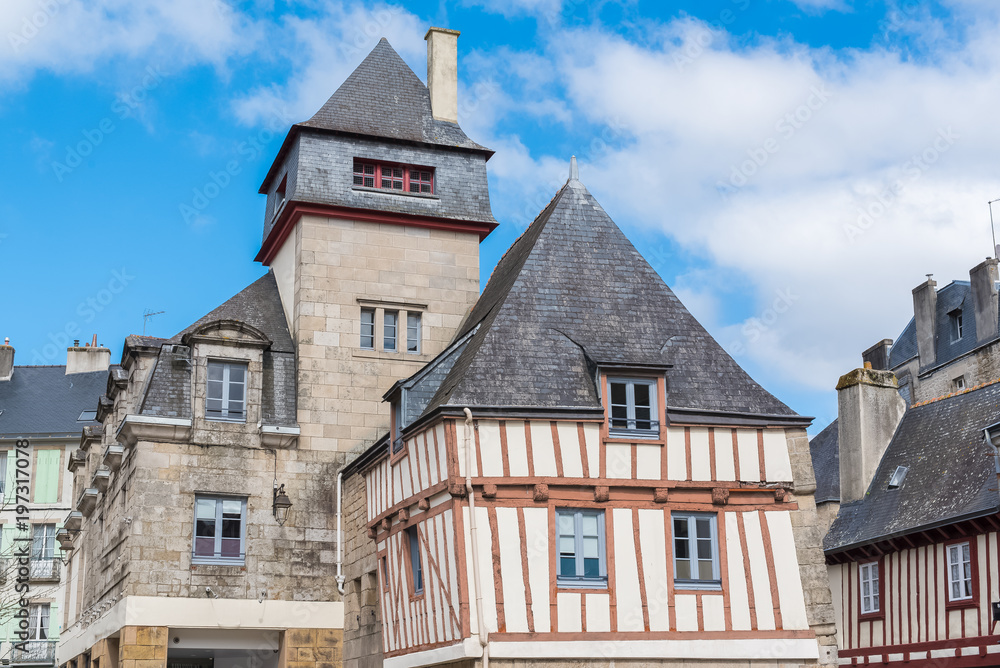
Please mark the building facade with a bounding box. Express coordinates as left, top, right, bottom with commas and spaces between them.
0, 339, 110, 667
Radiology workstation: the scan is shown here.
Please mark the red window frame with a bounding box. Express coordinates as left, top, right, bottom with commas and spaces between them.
353, 159, 434, 194
944, 536, 979, 609
857, 557, 884, 620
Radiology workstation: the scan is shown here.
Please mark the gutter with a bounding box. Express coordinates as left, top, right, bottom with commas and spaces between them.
463, 408, 489, 668
336, 470, 345, 595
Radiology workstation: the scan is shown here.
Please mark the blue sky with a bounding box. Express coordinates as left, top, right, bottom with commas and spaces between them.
2, 0, 999, 431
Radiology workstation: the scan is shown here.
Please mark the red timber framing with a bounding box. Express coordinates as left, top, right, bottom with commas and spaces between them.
830, 512, 1000, 667
361, 408, 815, 660
255, 201, 497, 265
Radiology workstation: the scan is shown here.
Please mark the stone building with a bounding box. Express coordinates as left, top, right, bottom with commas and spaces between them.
0, 338, 110, 667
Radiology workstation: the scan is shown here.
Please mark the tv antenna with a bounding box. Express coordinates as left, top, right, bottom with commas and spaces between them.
142, 310, 165, 335
990, 198, 1000, 259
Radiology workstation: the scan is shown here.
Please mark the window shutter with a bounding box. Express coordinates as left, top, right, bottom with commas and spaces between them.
33, 450, 61, 504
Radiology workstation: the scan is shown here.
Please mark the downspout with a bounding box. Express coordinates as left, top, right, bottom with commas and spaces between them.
463, 408, 489, 667
336, 470, 345, 595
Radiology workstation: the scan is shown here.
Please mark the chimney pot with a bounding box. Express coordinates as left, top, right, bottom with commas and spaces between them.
0, 339, 12, 382
425, 27, 460, 123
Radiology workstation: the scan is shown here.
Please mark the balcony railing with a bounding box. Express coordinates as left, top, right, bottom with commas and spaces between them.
27, 559, 60, 582
10, 640, 56, 665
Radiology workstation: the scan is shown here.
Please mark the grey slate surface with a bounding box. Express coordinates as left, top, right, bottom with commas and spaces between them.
889, 281, 996, 370
824, 381, 1000, 553
300, 38, 488, 153
417, 177, 797, 420
809, 419, 840, 504
0, 367, 104, 436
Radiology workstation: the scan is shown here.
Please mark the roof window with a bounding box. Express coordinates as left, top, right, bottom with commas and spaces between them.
887, 465, 908, 489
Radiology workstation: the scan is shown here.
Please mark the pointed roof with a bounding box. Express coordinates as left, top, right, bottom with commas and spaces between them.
415, 176, 801, 424
302, 38, 487, 151
171, 271, 293, 353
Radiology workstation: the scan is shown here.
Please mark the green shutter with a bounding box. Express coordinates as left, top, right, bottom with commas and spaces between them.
49, 603, 59, 639
33, 450, 60, 504
4, 450, 14, 504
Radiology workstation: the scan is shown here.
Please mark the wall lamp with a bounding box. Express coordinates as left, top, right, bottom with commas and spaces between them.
273, 482, 292, 526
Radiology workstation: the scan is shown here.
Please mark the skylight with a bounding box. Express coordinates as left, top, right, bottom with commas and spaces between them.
78, 410, 97, 422
888, 465, 908, 490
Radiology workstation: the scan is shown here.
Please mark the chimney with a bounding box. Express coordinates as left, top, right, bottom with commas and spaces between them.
861, 339, 893, 371
0, 338, 13, 381
912, 275, 938, 368
425, 27, 460, 123
836, 366, 907, 504
66, 334, 111, 375
970, 257, 999, 344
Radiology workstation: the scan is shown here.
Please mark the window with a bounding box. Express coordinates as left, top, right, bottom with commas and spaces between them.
360, 308, 375, 350
947, 541, 973, 602
887, 465, 908, 489
353, 160, 434, 195
77, 410, 97, 421
954, 376, 966, 392
380, 556, 389, 591
274, 175, 287, 216
406, 312, 421, 354
27, 604, 49, 640
608, 377, 658, 437
556, 508, 607, 588
193, 495, 247, 564
384, 311, 398, 352
406, 526, 423, 594
31, 524, 55, 560
950, 310, 964, 341
860, 561, 880, 615
673, 513, 721, 589
206, 361, 247, 422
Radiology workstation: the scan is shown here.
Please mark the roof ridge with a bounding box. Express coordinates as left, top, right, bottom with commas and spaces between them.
910, 375, 1000, 407
13, 365, 66, 369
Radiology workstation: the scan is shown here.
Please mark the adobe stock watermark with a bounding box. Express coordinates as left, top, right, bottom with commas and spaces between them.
717, 83, 834, 199
51, 65, 166, 182
843, 126, 959, 244
673, 0, 752, 71
729, 288, 799, 356
179, 108, 292, 225
7, 0, 71, 53
28, 268, 134, 364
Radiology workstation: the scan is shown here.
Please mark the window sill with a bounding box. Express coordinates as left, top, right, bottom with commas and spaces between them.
945, 597, 977, 610
608, 429, 661, 441
858, 610, 885, 621
556, 579, 608, 590
674, 580, 723, 591
191, 560, 247, 570
604, 435, 665, 446
205, 417, 247, 424
352, 186, 440, 201
354, 349, 430, 362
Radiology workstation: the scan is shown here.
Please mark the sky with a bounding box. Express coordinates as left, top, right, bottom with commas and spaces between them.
2, 0, 998, 433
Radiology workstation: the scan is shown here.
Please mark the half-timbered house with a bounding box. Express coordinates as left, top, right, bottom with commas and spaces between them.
342, 163, 838, 667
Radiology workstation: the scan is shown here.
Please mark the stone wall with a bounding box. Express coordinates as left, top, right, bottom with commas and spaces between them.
342, 473, 382, 668
904, 338, 1000, 403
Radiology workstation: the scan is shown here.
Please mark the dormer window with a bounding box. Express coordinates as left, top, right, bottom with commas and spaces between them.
949, 309, 963, 341
206, 360, 247, 422
353, 160, 434, 194
273, 175, 286, 217
607, 377, 658, 437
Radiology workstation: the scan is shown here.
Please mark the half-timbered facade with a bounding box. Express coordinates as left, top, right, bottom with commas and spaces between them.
344, 167, 838, 667
826, 374, 1000, 667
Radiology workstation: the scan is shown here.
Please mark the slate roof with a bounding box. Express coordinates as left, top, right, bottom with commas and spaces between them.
0, 367, 104, 437
405, 175, 801, 424
809, 419, 840, 504
171, 272, 294, 354
299, 38, 489, 153
889, 280, 998, 370
824, 380, 1000, 553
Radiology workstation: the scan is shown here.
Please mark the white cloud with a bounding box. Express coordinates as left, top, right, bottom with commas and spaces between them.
788, 0, 851, 13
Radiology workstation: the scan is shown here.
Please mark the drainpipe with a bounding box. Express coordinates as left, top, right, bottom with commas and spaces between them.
336, 470, 345, 595
463, 408, 489, 668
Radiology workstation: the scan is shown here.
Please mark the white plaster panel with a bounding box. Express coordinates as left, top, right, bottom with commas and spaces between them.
638, 508, 670, 632
702, 594, 726, 631
583, 423, 601, 478
762, 429, 793, 481
505, 420, 529, 477
478, 420, 504, 477
765, 511, 810, 630
674, 594, 698, 632
635, 444, 660, 480
605, 443, 631, 479
522, 507, 551, 632
689, 428, 712, 481
496, 507, 528, 633
736, 429, 760, 481
713, 428, 736, 481
613, 508, 644, 632
742, 511, 775, 630
557, 421, 584, 478
557, 592, 582, 632
666, 427, 686, 480
530, 421, 558, 476
725, 512, 752, 631
585, 593, 611, 632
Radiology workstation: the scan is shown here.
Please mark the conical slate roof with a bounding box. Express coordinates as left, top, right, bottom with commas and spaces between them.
299, 38, 488, 153
421, 175, 800, 423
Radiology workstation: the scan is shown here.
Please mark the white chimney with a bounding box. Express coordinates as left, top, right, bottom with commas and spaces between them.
425, 27, 460, 123
0, 338, 13, 381
66, 334, 111, 375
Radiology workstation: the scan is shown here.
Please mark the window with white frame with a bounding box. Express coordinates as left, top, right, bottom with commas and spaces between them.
954, 375, 966, 392
30, 524, 55, 561
28, 604, 49, 640
673, 512, 721, 588
556, 508, 607, 587
406, 312, 421, 354
608, 377, 658, 437
193, 495, 247, 564
950, 310, 964, 341
384, 311, 398, 352
206, 361, 247, 422
947, 541, 973, 601
0, 451, 7, 496
407, 526, 423, 594
860, 561, 880, 614
360, 308, 375, 350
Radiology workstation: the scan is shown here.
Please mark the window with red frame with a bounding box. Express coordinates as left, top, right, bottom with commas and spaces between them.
353, 160, 434, 194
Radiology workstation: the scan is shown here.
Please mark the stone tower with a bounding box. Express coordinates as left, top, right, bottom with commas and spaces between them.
256, 30, 497, 452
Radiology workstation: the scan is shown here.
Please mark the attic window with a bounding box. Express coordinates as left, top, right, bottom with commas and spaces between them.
887, 465, 908, 489
273, 175, 287, 217
949, 309, 963, 341
954, 375, 966, 392
353, 160, 434, 194
607, 377, 659, 438
77, 410, 97, 422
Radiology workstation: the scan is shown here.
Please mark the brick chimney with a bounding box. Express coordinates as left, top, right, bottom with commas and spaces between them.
861, 339, 893, 371
912, 275, 938, 368
0, 338, 13, 381
425, 27, 460, 123
836, 365, 907, 503
66, 335, 111, 375
970, 257, 999, 344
